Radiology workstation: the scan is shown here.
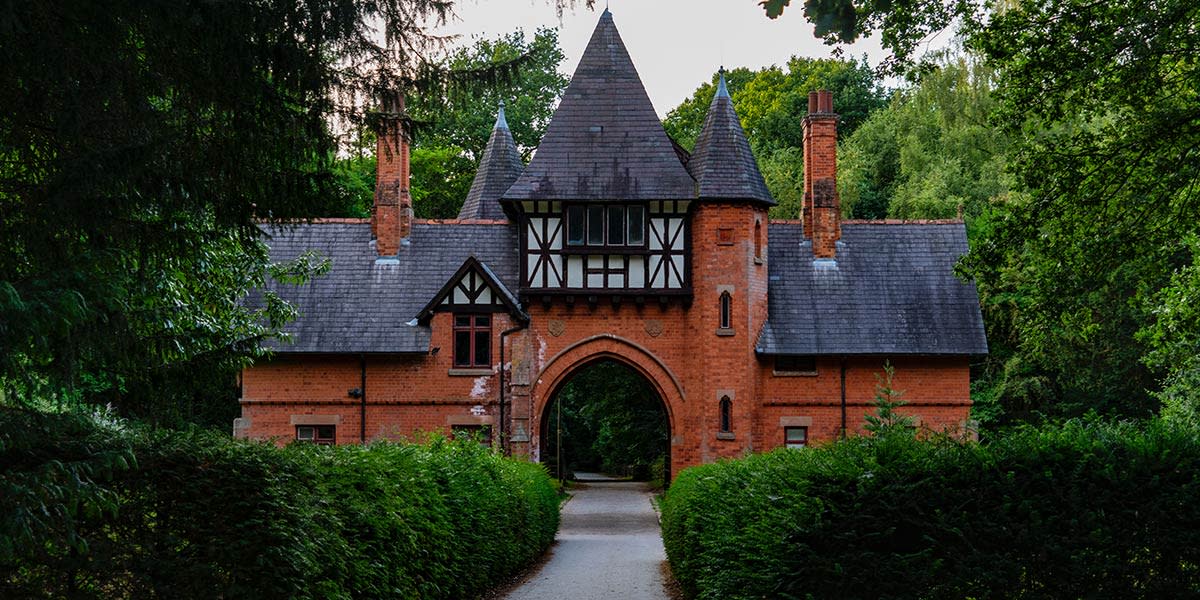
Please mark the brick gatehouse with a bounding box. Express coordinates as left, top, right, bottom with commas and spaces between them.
235, 10, 987, 478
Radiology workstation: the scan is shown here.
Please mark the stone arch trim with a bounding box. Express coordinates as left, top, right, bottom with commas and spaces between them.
531, 334, 686, 433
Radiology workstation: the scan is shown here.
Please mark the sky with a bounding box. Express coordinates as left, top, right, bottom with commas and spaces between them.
434, 0, 892, 117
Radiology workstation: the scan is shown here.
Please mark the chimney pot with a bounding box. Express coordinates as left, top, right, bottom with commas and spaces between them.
808, 91, 819, 114
818, 89, 833, 113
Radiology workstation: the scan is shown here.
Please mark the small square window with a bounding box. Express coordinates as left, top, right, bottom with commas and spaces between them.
297, 425, 335, 445
785, 426, 807, 449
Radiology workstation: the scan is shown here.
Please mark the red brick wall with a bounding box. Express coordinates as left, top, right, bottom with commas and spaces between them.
238, 220, 973, 479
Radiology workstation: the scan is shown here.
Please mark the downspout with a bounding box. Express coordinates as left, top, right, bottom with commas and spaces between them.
360, 354, 367, 443
499, 321, 528, 455
839, 356, 847, 439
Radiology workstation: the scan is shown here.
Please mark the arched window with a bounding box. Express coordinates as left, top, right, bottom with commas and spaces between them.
719, 395, 732, 433
754, 219, 762, 261
719, 291, 732, 330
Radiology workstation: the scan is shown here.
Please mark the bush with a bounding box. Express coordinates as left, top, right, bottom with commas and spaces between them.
661, 421, 1200, 599
0, 408, 558, 599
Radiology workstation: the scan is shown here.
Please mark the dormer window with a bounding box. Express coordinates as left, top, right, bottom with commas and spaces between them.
566, 204, 645, 248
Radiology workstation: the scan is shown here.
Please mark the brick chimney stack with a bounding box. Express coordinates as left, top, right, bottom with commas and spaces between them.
372, 92, 412, 257
803, 89, 840, 259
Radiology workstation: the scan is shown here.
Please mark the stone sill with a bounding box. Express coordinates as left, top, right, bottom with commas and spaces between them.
715, 432, 735, 441
773, 370, 818, 377
715, 328, 735, 337
448, 368, 494, 377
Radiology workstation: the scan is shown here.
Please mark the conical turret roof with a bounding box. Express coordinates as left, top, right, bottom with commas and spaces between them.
687, 70, 774, 205
502, 10, 695, 201
458, 104, 524, 220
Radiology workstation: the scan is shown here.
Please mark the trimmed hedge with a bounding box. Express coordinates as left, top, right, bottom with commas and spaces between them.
662, 421, 1200, 599
0, 408, 559, 599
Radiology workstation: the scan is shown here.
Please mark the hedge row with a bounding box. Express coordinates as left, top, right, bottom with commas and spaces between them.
662, 421, 1200, 599
0, 408, 559, 599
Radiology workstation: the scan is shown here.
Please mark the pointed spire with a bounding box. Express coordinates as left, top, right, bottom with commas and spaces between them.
502, 9, 694, 201
495, 100, 509, 130
687, 67, 775, 205
458, 103, 524, 220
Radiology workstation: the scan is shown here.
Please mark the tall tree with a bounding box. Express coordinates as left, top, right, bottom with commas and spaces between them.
332, 28, 569, 219
0, 0, 524, 424
766, 0, 1200, 423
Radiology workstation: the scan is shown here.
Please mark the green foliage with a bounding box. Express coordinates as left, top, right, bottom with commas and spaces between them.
862, 361, 914, 435
330, 28, 569, 219
838, 50, 1012, 221
663, 57, 886, 219
662, 419, 1200, 599
544, 361, 669, 479
0, 0, 479, 425
0, 408, 559, 599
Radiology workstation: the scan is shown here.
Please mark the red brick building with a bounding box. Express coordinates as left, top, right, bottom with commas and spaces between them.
235, 11, 987, 477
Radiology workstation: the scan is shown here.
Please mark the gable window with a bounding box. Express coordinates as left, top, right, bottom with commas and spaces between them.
297, 425, 335, 445
453, 314, 491, 368
719, 396, 733, 434
565, 203, 645, 247
719, 291, 732, 329
784, 426, 808, 449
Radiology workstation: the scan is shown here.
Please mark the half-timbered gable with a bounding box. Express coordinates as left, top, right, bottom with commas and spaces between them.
418, 256, 527, 322
502, 10, 695, 298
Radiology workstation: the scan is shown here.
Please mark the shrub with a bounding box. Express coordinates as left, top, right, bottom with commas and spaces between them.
661, 419, 1200, 599
0, 408, 558, 599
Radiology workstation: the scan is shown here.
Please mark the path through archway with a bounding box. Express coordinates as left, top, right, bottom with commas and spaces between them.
539, 359, 670, 485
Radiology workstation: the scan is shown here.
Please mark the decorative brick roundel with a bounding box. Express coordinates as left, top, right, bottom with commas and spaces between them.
644, 319, 664, 338
547, 319, 566, 337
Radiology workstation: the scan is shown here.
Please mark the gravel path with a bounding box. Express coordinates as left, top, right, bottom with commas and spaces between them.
503, 476, 669, 600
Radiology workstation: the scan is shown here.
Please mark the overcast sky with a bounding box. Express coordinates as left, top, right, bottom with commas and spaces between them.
435, 0, 891, 117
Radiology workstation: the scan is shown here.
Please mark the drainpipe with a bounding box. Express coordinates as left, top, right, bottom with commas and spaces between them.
360, 354, 367, 443
499, 321, 528, 455
839, 356, 847, 439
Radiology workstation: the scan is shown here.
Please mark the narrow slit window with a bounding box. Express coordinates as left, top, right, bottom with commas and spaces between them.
719, 291, 732, 329
754, 219, 762, 259
719, 396, 732, 433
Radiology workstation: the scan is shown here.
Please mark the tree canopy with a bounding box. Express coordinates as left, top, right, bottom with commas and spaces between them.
760, 0, 1200, 425
0, 0, 528, 424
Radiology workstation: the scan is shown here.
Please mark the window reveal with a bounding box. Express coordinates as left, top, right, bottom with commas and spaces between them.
719, 291, 732, 329
719, 396, 733, 433
453, 314, 491, 368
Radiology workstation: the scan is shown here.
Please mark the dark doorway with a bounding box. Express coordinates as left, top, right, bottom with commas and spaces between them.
540, 360, 670, 485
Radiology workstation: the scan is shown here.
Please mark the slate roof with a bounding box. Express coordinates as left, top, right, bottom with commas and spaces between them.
501, 10, 695, 201
757, 222, 988, 356
257, 221, 518, 354
687, 72, 775, 205
457, 105, 523, 220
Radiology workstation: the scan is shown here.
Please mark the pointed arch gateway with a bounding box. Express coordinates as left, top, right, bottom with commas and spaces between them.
530, 334, 684, 478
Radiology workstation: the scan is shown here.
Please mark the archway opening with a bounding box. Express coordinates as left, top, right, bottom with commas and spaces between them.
540, 359, 670, 485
